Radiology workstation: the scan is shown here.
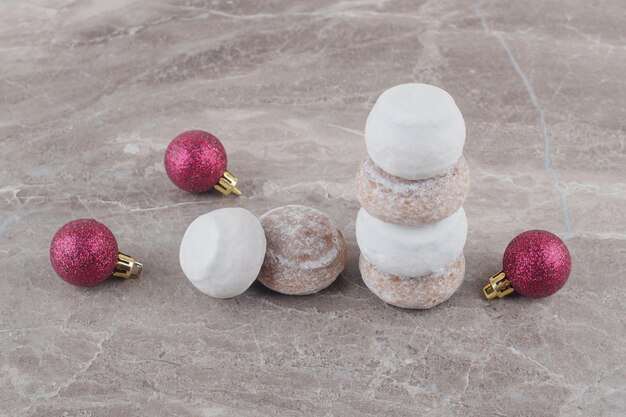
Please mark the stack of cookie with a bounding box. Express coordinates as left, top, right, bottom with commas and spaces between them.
356, 83, 469, 309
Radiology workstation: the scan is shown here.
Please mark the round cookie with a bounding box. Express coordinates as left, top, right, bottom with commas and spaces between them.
356, 207, 467, 277
259, 205, 347, 295
360, 252, 465, 309
179, 208, 266, 298
356, 155, 469, 225
365, 83, 466, 180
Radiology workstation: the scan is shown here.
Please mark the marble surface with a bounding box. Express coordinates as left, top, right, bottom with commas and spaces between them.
1, 1, 624, 416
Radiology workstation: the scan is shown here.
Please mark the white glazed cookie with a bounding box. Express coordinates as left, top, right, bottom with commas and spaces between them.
356, 207, 467, 277
258, 205, 347, 295
365, 83, 466, 180
179, 208, 266, 298
359, 252, 465, 309
356, 155, 469, 225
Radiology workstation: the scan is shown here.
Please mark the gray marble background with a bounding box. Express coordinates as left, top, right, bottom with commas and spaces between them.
1, 1, 624, 416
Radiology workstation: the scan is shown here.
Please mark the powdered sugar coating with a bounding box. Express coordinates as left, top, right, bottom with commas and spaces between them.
259, 205, 347, 295
365, 83, 466, 179
356, 156, 469, 225
359, 252, 465, 309
356, 207, 467, 277
179, 208, 266, 298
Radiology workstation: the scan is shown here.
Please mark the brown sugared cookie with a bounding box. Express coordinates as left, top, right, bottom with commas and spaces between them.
259, 205, 347, 295
356, 156, 469, 225
359, 252, 465, 309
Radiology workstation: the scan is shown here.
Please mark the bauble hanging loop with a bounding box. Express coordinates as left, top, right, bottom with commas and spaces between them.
483, 230, 571, 299
50, 219, 143, 287
164, 130, 241, 196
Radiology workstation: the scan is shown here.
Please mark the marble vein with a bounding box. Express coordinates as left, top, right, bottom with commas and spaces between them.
475, 0, 575, 238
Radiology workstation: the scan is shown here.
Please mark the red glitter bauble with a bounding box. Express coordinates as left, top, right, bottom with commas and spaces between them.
164, 130, 228, 193
50, 219, 119, 287
503, 230, 571, 298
